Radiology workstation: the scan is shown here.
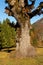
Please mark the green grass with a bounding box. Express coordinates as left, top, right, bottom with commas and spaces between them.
0, 48, 43, 65
0, 56, 43, 65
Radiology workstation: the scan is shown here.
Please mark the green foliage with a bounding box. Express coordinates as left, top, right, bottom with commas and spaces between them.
29, 27, 38, 46
32, 38, 38, 47
29, 27, 34, 36
0, 18, 16, 51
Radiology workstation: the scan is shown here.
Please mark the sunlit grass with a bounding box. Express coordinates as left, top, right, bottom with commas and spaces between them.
0, 52, 9, 58
36, 48, 43, 55
0, 56, 43, 65
0, 48, 43, 65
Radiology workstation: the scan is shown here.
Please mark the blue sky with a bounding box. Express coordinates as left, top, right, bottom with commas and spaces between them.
0, 0, 43, 24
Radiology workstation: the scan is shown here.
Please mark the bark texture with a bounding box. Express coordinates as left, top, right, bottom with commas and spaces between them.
15, 18, 36, 57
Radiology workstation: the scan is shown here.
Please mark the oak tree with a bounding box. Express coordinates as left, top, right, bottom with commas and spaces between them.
5, 0, 43, 57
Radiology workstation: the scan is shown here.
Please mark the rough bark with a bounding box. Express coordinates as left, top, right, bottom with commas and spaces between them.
15, 17, 36, 57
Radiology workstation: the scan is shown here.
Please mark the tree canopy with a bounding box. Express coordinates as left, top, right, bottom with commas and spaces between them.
5, 0, 43, 19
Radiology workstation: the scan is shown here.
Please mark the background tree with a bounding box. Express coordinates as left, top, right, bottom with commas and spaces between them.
0, 22, 3, 50
5, 0, 43, 57
0, 18, 16, 51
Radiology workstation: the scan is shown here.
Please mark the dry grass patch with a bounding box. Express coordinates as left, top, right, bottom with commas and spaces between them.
0, 51, 9, 58
36, 48, 43, 55
0, 48, 43, 65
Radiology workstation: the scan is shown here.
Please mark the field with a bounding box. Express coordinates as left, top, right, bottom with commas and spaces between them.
0, 48, 43, 65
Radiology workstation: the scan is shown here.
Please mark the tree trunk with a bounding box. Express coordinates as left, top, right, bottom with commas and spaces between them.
16, 18, 36, 57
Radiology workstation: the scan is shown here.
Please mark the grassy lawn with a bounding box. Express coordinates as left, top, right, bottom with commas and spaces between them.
0, 48, 43, 65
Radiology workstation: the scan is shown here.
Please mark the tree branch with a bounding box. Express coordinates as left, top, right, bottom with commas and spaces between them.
24, 0, 35, 9
8, 22, 21, 30
5, 7, 14, 16
27, 2, 43, 18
